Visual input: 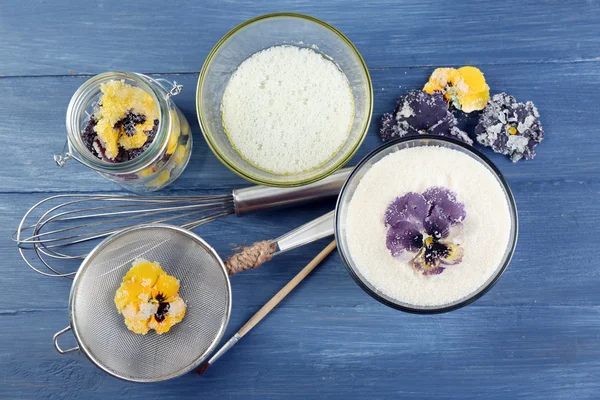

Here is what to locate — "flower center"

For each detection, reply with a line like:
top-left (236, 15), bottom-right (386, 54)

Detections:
top-left (506, 124), bottom-right (518, 135)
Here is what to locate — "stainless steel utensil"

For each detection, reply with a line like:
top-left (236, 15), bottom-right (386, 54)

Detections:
top-left (15, 168), bottom-right (350, 278)
top-left (232, 136), bottom-right (519, 314)
top-left (53, 221), bottom-right (338, 382)
top-left (53, 224), bottom-right (231, 382)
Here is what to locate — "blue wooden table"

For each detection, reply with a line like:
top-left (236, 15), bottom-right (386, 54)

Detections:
top-left (2, 1), bottom-right (599, 398)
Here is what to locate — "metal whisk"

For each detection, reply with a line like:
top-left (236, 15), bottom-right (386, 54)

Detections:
top-left (14, 169), bottom-right (350, 278)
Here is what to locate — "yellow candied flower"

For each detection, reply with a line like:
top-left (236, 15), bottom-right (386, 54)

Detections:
top-left (137, 166), bottom-right (155, 178)
top-left (94, 118), bottom-right (120, 159)
top-left (181, 117), bottom-right (191, 136)
top-left (93, 80), bottom-right (159, 158)
top-left (114, 278), bottom-right (151, 312)
top-left (172, 144), bottom-right (188, 164)
top-left (166, 110), bottom-right (181, 155)
top-left (423, 68), bottom-right (459, 94)
top-left (152, 274), bottom-right (180, 300)
top-left (114, 259), bottom-right (186, 335)
top-left (147, 170), bottom-right (170, 187)
top-left (118, 129), bottom-right (148, 150)
top-left (122, 259), bottom-right (164, 287)
top-left (166, 132), bottom-right (179, 155)
top-left (99, 80), bottom-right (159, 127)
top-left (423, 66), bottom-right (489, 113)
top-left (148, 297), bottom-right (187, 335)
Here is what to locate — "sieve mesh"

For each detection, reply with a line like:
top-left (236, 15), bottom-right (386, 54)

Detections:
top-left (69, 224), bottom-right (231, 382)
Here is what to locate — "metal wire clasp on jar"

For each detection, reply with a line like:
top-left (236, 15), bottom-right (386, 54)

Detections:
top-left (57, 71), bottom-right (192, 192)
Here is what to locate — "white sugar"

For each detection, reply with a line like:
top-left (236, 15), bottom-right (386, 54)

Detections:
top-left (221, 45), bottom-right (354, 174)
top-left (345, 146), bottom-right (512, 307)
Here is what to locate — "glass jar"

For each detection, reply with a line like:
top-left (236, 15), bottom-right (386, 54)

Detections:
top-left (57, 71), bottom-right (192, 192)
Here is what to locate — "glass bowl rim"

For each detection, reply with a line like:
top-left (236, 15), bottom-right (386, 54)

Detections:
top-left (334, 135), bottom-right (519, 314)
top-left (196, 12), bottom-right (374, 187)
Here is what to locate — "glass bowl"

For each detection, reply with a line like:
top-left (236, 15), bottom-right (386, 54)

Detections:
top-left (196, 13), bottom-right (373, 187)
top-left (335, 136), bottom-right (519, 313)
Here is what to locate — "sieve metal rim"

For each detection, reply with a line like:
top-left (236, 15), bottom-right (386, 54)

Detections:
top-left (334, 135), bottom-right (519, 314)
top-left (65, 223), bottom-right (232, 382)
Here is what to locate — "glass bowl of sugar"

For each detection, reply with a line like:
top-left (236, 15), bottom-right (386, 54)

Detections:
top-left (197, 13), bottom-right (373, 187)
top-left (335, 136), bottom-right (518, 313)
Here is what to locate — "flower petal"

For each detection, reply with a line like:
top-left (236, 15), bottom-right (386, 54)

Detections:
top-left (423, 187), bottom-right (466, 225)
top-left (424, 206), bottom-right (451, 239)
top-left (410, 246), bottom-right (444, 275)
top-left (438, 241), bottom-right (464, 265)
top-left (475, 92), bottom-right (544, 162)
top-left (384, 192), bottom-right (429, 231)
top-left (386, 221), bottom-right (424, 256)
top-left (152, 274), bottom-right (180, 300)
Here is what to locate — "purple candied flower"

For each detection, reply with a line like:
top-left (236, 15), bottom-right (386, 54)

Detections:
top-left (423, 187), bottom-right (466, 226)
top-left (475, 92), bottom-right (544, 162)
top-left (384, 192), bottom-right (428, 231)
top-left (384, 187), bottom-right (466, 276)
top-left (411, 239), bottom-right (464, 275)
top-left (380, 90), bottom-right (473, 145)
top-left (386, 220), bottom-right (424, 256)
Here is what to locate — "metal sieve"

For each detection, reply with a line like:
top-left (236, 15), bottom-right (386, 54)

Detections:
top-left (53, 224), bottom-right (231, 382)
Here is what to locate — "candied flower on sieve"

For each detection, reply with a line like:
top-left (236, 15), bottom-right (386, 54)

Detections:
top-left (384, 187), bottom-right (466, 275)
top-left (380, 90), bottom-right (473, 145)
top-left (475, 92), bottom-right (544, 162)
top-left (114, 259), bottom-right (186, 335)
top-left (423, 66), bottom-right (489, 113)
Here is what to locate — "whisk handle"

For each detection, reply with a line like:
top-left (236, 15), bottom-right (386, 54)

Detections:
top-left (232, 168), bottom-right (351, 215)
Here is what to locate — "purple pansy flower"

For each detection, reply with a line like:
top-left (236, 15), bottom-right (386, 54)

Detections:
top-left (475, 93), bottom-right (544, 162)
top-left (380, 90), bottom-right (473, 145)
top-left (384, 187), bottom-right (466, 275)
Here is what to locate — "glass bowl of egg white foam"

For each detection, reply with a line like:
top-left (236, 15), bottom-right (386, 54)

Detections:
top-left (197, 13), bottom-right (373, 187)
top-left (335, 136), bottom-right (518, 313)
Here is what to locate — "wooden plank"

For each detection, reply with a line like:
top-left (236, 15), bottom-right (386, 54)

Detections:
top-left (2, 1), bottom-right (600, 398)
top-left (3, 174), bottom-right (599, 321)
top-left (4, 171), bottom-right (600, 309)
top-left (2, 306), bottom-right (599, 399)
top-left (0, 0), bottom-right (599, 77)
top-left (0, 62), bottom-right (599, 193)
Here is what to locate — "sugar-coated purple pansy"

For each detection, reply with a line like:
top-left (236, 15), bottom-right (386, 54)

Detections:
top-left (380, 90), bottom-right (473, 145)
top-left (384, 192), bottom-right (428, 231)
top-left (423, 187), bottom-right (466, 226)
top-left (412, 239), bottom-right (464, 275)
top-left (384, 187), bottom-right (466, 275)
top-left (475, 93), bottom-right (544, 162)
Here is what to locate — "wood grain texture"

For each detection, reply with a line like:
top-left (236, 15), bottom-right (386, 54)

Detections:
top-left (1, 0), bottom-right (599, 399)
top-left (1, 62), bottom-right (599, 192)
top-left (0, 0), bottom-right (599, 76)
